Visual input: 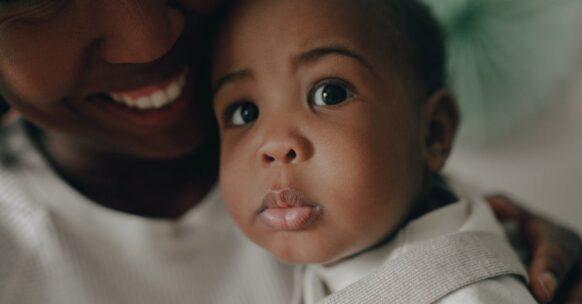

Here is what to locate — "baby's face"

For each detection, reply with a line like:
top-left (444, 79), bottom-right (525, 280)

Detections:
top-left (213, 0), bottom-right (437, 264)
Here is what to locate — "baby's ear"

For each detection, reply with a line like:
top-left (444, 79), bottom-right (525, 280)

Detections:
top-left (421, 90), bottom-right (459, 172)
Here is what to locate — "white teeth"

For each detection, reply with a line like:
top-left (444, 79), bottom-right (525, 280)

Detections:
top-left (151, 91), bottom-right (167, 108)
top-left (166, 83), bottom-right (181, 101)
top-left (136, 97), bottom-right (150, 110)
top-left (106, 68), bottom-right (188, 110)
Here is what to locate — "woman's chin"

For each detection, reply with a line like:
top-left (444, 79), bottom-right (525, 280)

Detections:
top-left (117, 133), bottom-right (208, 161)
top-left (132, 145), bottom-right (197, 160)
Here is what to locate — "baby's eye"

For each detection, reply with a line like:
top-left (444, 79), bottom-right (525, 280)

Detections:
top-left (309, 80), bottom-right (354, 106)
top-left (228, 102), bottom-right (259, 126)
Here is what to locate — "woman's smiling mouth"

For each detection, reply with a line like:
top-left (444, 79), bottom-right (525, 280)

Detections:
top-left (107, 68), bottom-right (188, 110)
top-left (87, 67), bottom-right (198, 127)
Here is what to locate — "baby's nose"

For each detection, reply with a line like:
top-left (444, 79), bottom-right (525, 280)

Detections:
top-left (261, 144), bottom-right (298, 165)
top-left (258, 135), bottom-right (312, 166)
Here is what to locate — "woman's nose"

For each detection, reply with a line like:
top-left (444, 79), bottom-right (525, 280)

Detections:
top-left (259, 134), bottom-right (313, 166)
top-left (96, 0), bottom-right (185, 64)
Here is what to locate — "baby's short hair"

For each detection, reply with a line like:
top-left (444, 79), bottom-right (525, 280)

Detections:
top-left (372, 0), bottom-right (446, 96)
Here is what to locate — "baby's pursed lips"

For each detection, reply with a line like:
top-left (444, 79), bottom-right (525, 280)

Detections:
top-left (260, 188), bottom-right (316, 211)
top-left (258, 188), bottom-right (322, 231)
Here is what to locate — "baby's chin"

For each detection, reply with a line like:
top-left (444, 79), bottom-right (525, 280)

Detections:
top-left (257, 232), bottom-right (365, 265)
top-left (272, 248), bottom-right (339, 265)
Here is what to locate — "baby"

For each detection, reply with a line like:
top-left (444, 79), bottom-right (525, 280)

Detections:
top-left (211, 0), bottom-right (536, 303)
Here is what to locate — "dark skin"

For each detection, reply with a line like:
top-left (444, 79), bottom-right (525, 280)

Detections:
top-left (0, 0), bottom-right (222, 217)
top-left (0, 0), bottom-right (579, 302)
top-left (488, 195), bottom-right (582, 304)
top-left (31, 125), bottom-right (219, 218)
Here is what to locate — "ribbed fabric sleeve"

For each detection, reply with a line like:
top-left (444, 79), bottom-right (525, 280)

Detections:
top-left (0, 121), bottom-right (295, 304)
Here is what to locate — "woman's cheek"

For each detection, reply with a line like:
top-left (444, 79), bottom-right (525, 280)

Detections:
top-left (0, 36), bottom-right (81, 104)
top-left (0, 5), bottom-right (89, 103)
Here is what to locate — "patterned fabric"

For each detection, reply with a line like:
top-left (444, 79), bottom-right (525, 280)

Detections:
top-left (321, 232), bottom-right (526, 304)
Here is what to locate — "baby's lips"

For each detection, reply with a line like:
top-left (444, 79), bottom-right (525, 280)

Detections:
top-left (258, 188), bottom-right (322, 231)
top-left (260, 188), bottom-right (313, 209)
top-left (259, 205), bottom-right (321, 231)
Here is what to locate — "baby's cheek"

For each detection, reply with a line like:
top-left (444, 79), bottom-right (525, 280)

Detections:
top-left (219, 148), bottom-right (260, 230)
top-left (219, 154), bottom-right (244, 208)
top-left (314, 143), bottom-right (415, 257)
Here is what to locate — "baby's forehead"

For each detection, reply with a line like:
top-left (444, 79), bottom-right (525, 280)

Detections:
top-left (215, 0), bottom-right (399, 67)
top-left (213, 0), bottom-right (428, 89)
top-left (214, 0), bottom-right (444, 98)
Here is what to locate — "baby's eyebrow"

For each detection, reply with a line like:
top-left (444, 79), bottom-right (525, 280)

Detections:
top-left (213, 68), bottom-right (252, 95)
top-left (293, 44), bottom-right (379, 78)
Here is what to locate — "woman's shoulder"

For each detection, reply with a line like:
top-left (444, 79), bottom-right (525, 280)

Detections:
top-left (0, 186), bottom-right (49, 297)
top-left (0, 120), bottom-right (31, 170)
top-left (0, 121), bottom-right (51, 291)
top-left (0, 120), bottom-right (46, 211)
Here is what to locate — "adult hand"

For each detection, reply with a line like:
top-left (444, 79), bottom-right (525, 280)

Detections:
top-left (487, 195), bottom-right (582, 304)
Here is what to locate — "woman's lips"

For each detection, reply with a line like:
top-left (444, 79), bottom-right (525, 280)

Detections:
top-left (258, 189), bottom-right (322, 231)
top-left (107, 68), bottom-right (188, 110)
top-left (88, 67), bottom-right (194, 127)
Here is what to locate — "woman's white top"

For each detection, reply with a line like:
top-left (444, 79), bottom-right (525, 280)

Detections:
top-left (0, 122), bottom-right (294, 304)
top-left (301, 198), bottom-right (537, 303)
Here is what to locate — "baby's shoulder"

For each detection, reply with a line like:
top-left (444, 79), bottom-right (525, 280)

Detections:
top-left (437, 275), bottom-right (536, 304)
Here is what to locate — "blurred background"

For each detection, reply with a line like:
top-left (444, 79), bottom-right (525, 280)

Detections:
top-left (420, 0), bottom-right (582, 233)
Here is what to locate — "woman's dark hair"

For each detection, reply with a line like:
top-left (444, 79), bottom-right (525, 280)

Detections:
top-left (0, 96), bottom-right (9, 118)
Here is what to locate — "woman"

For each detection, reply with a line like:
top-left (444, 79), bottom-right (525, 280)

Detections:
top-left (0, 1), bottom-right (579, 303)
